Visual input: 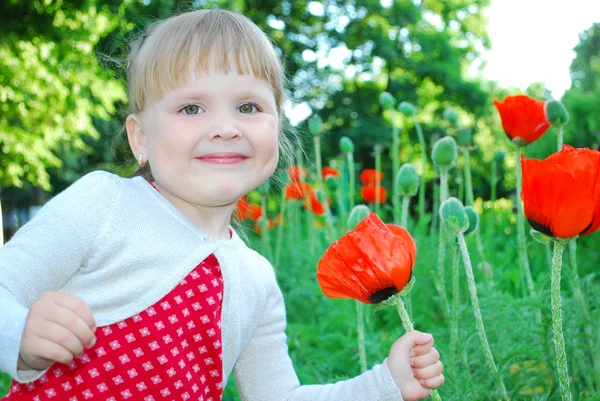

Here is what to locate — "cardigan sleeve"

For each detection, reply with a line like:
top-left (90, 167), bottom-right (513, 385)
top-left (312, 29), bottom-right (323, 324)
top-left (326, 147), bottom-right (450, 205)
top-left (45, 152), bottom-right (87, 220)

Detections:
top-left (0, 171), bottom-right (122, 382)
top-left (233, 269), bottom-right (404, 401)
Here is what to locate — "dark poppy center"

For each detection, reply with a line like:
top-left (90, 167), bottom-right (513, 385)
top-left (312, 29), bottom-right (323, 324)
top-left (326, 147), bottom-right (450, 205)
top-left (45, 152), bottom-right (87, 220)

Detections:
top-left (368, 286), bottom-right (399, 304)
top-left (527, 219), bottom-right (554, 237)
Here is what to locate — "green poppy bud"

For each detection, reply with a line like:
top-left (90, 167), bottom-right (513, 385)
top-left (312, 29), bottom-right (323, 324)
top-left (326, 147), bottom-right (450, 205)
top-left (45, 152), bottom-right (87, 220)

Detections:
top-left (395, 164), bottom-right (419, 197)
top-left (379, 92), bottom-right (396, 109)
top-left (493, 150), bottom-right (506, 162)
top-left (443, 108), bottom-right (459, 125)
top-left (545, 99), bottom-right (569, 127)
top-left (308, 115), bottom-right (323, 136)
top-left (464, 206), bottom-right (479, 237)
top-left (440, 197), bottom-right (469, 235)
top-left (431, 136), bottom-right (458, 169)
top-left (325, 175), bottom-right (339, 191)
top-left (457, 128), bottom-right (472, 147)
top-left (340, 136), bottom-right (355, 153)
top-left (398, 101), bottom-right (416, 117)
top-left (348, 205), bottom-right (371, 231)
top-left (316, 189), bottom-right (328, 204)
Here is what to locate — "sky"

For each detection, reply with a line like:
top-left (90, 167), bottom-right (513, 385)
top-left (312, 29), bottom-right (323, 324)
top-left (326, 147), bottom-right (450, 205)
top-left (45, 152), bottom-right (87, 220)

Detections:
top-left (481, 0), bottom-right (599, 98)
top-left (285, 0), bottom-right (599, 124)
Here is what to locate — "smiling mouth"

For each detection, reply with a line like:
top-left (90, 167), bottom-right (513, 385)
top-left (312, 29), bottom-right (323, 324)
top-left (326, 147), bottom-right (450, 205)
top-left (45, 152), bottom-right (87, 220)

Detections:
top-left (195, 154), bottom-right (249, 165)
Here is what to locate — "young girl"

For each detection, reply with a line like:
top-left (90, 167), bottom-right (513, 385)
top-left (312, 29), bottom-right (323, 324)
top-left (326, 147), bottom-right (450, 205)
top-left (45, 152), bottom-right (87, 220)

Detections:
top-left (0, 9), bottom-right (444, 401)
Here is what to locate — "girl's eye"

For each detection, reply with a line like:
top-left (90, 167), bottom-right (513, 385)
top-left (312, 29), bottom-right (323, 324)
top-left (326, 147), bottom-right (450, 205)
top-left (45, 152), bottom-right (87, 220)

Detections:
top-left (181, 105), bottom-right (201, 115)
top-left (238, 103), bottom-right (258, 114)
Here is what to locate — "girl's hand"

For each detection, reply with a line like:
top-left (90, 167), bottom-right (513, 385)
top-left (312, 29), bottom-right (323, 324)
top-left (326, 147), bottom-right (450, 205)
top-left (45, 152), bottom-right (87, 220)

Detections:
top-left (18, 291), bottom-right (97, 371)
top-left (387, 331), bottom-right (445, 401)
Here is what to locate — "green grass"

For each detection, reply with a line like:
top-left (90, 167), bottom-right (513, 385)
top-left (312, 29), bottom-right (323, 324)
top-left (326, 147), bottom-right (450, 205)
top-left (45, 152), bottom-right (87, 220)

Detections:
top-left (3, 199), bottom-right (600, 400)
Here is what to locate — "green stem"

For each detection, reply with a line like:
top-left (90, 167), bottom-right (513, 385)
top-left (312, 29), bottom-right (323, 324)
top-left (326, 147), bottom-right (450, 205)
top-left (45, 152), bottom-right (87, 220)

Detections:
top-left (557, 125), bottom-right (564, 151)
top-left (347, 152), bottom-right (355, 211)
top-left (375, 147), bottom-right (382, 217)
top-left (431, 181), bottom-right (439, 235)
top-left (260, 195), bottom-right (273, 261)
top-left (551, 241), bottom-right (573, 401)
top-left (401, 196), bottom-right (410, 229)
top-left (457, 232), bottom-right (508, 400)
top-left (450, 238), bottom-right (460, 375)
top-left (515, 147), bottom-right (536, 297)
top-left (356, 300), bottom-right (367, 373)
top-left (436, 169), bottom-right (450, 318)
top-left (491, 159), bottom-right (497, 202)
top-left (414, 119), bottom-right (427, 223)
top-left (393, 295), bottom-right (442, 401)
top-left (274, 186), bottom-right (287, 268)
top-left (463, 148), bottom-right (474, 206)
top-left (391, 112), bottom-right (401, 224)
top-left (313, 134), bottom-right (324, 191)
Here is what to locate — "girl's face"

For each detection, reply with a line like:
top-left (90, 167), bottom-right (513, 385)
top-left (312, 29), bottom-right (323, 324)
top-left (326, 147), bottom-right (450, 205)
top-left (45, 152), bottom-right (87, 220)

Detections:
top-left (128, 70), bottom-right (279, 214)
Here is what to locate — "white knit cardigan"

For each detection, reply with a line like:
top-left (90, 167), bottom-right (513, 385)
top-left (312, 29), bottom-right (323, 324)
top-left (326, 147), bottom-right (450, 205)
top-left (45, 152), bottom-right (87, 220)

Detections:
top-left (0, 171), bottom-right (403, 400)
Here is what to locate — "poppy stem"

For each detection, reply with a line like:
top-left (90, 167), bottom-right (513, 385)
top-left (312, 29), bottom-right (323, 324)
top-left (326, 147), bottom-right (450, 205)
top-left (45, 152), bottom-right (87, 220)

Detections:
top-left (557, 125), bottom-right (564, 151)
top-left (393, 295), bottom-right (443, 401)
top-left (463, 148), bottom-right (474, 206)
top-left (260, 195), bottom-right (273, 262)
top-left (550, 240), bottom-right (573, 401)
top-left (346, 152), bottom-right (356, 211)
top-left (515, 147), bottom-right (536, 297)
top-left (356, 300), bottom-right (367, 373)
top-left (274, 185), bottom-right (287, 269)
top-left (436, 169), bottom-right (451, 318)
top-left (457, 232), bottom-right (508, 400)
top-left (449, 238), bottom-right (460, 376)
top-left (391, 114), bottom-right (401, 225)
top-left (401, 196), bottom-right (410, 229)
top-left (490, 159), bottom-right (497, 202)
top-left (414, 118), bottom-right (427, 224)
top-left (374, 145), bottom-right (382, 217)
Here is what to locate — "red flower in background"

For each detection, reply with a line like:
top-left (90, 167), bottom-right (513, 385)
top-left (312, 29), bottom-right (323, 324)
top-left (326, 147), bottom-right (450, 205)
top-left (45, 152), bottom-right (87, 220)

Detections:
top-left (288, 166), bottom-right (307, 183)
top-left (322, 167), bottom-right (339, 180)
top-left (521, 145), bottom-right (600, 238)
top-left (317, 213), bottom-right (416, 304)
top-left (493, 95), bottom-right (550, 145)
top-left (283, 181), bottom-right (325, 216)
top-left (235, 196), bottom-right (263, 222)
top-left (361, 185), bottom-right (387, 203)
top-left (360, 169), bottom-right (384, 185)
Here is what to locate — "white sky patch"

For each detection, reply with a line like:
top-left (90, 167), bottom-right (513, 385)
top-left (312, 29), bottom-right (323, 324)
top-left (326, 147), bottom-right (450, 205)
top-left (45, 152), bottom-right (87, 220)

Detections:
top-left (480, 0), bottom-right (599, 98)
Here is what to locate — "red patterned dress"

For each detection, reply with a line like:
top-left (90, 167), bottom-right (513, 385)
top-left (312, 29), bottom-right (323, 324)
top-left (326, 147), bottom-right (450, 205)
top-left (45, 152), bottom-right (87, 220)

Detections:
top-left (3, 254), bottom-right (224, 401)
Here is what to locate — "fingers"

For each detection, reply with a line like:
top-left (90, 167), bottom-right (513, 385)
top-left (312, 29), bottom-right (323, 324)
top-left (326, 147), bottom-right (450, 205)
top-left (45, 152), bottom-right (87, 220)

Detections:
top-left (410, 348), bottom-right (440, 369)
top-left (54, 293), bottom-right (96, 331)
top-left (414, 360), bottom-right (444, 380)
top-left (411, 337), bottom-right (434, 357)
top-left (47, 300), bottom-right (96, 349)
top-left (396, 330), bottom-right (433, 351)
top-left (20, 337), bottom-right (74, 370)
top-left (419, 374), bottom-right (445, 389)
top-left (37, 321), bottom-right (85, 359)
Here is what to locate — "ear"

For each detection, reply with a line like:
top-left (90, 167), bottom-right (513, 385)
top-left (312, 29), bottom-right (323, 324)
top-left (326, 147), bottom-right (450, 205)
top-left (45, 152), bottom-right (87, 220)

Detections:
top-left (126, 114), bottom-right (147, 161)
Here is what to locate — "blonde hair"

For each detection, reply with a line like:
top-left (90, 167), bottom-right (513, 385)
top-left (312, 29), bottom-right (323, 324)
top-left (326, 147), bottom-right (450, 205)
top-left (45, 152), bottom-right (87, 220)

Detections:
top-left (127, 9), bottom-right (294, 180)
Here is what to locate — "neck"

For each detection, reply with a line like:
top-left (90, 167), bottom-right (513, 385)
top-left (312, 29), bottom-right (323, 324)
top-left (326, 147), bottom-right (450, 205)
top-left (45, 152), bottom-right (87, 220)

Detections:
top-left (153, 183), bottom-right (235, 240)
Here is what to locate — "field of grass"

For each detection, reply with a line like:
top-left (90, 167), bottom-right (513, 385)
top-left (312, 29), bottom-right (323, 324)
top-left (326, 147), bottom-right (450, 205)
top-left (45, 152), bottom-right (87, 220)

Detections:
top-left (2, 198), bottom-right (599, 400)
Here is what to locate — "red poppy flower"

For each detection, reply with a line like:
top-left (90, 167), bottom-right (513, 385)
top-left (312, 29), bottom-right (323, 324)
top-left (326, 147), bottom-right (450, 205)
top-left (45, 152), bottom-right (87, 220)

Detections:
top-left (317, 213), bottom-right (416, 304)
top-left (360, 169), bottom-right (384, 185)
top-left (308, 191), bottom-right (325, 216)
top-left (288, 166), bottom-right (307, 184)
top-left (361, 185), bottom-right (387, 203)
top-left (235, 196), bottom-right (250, 220)
top-left (521, 145), bottom-right (600, 238)
top-left (493, 95), bottom-right (550, 145)
top-left (322, 167), bottom-right (339, 180)
top-left (284, 182), bottom-right (310, 201)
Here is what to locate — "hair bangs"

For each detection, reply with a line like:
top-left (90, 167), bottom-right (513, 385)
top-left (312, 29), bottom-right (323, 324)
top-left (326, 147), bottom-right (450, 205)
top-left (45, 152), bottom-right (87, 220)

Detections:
top-left (129, 10), bottom-right (284, 114)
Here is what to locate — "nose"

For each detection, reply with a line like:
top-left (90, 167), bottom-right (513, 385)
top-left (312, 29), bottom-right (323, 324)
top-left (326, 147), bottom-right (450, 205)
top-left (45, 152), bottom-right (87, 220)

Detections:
top-left (207, 110), bottom-right (242, 140)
